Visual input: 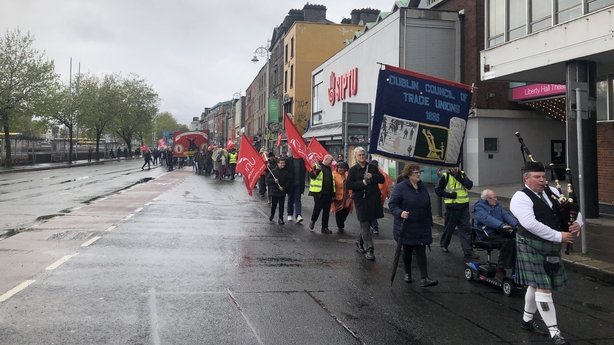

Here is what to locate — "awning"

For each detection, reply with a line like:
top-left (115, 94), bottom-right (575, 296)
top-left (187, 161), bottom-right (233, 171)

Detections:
top-left (302, 122), bottom-right (343, 140)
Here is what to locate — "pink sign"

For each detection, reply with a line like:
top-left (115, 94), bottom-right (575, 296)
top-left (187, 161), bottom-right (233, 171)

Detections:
top-left (511, 84), bottom-right (566, 101)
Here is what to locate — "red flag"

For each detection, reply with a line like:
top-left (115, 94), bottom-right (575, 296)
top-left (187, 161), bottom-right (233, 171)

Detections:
top-left (236, 134), bottom-right (266, 196)
top-left (307, 137), bottom-right (329, 168)
top-left (275, 132), bottom-right (283, 147)
top-left (284, 113), bottom-right (312, 172)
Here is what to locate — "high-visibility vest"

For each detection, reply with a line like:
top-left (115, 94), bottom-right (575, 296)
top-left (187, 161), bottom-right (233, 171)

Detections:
top-left (443, 172), bottom-right (469, 204)
top-left (309, 169), bottom-right (336, 193)
top-left (228, 152), bottom-right (237, 164)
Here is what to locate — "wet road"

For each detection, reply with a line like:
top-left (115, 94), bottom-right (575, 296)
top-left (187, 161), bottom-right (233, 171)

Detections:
top-left (0, 167), bottom-right (613, 344)
top-left (0, 160), bottom-right (167, 235)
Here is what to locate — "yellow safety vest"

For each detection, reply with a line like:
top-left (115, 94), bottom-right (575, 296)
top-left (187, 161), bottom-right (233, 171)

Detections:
top-left (309, 169), bottom-right (336, 193)
top-left (228, 152), bottom-right (237, 164)
top-left (443, 172), bottom-right (469, 204)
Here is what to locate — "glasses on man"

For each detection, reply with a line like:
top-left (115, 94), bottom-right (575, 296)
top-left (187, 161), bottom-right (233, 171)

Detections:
top-left (412, 171), bottom-right (422, 175)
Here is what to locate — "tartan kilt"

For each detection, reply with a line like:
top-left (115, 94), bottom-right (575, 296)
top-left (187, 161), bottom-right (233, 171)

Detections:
top-left (515, 234), bottom-right (568, 291)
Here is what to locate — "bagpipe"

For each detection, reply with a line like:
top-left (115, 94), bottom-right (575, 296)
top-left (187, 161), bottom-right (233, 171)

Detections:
top-left (516, 132), bottom-right (579, 254)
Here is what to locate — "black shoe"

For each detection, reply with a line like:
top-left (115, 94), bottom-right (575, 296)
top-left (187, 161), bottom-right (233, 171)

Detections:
top-left (337, 227), bottom-right (344, 234)
top-left (269, 215), bottom-right (273, 221)
top-left (440, 246), bottom-right (449, 253)
top-left (321, 227), bottom-right (332, 234)
top-left (520, 319), bottom-right (548, 336)
top-left (551, 332), bottom-right (570, 345)
top-left (365, 251), bottom-right (375, 260)
top-left (420, 277), bottom-right (438, 287)
top-left (309, 221), bottom-right (315, 230)
top-left (464, 252), bottom-right (480, 259)
top-left (404, 274), bottom-right (412, 283)
top-left (355, 241), bottom-right (366, 253)
top-left (371, 227), bottom-right (379, 235)
top-left (278, 218), bottom-right (284, 225)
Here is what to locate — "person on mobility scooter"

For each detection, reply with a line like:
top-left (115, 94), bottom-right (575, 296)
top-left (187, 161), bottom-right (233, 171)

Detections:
top-left (464, 189), bottom-right (522, 296)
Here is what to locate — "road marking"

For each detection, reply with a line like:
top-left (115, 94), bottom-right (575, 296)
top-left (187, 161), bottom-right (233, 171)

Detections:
top-left (134, 207), bottom-right (143, 213)
top-left (144, 202), bottom-right (152, 206)
top-left (123, 214), bottom-right (133, 220)
top-left (105, 225), bottom-right (117, 232)
top-left (148, 288), bottom-right (161, 345)
top-left (0, 280), bottom-right (36, 302)
top-left (81, 236), bottom-right (101, 247)
top-left (45, 255), bottom-right (74, 270)
top-left (98, 197), bottom-right (108, 201)
top-left (73, 206), bottom-right (82, 211)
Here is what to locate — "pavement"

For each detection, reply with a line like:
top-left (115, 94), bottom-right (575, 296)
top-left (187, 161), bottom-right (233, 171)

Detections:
top-left (2, 159), bottom-right (614, 284)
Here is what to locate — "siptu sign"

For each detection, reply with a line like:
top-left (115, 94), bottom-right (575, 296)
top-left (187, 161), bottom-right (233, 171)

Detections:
top-left (328, 67), bottom-right (358, 106)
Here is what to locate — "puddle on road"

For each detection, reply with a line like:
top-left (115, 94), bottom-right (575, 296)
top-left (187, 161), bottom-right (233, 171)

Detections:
top-left (83, 177), bottom-right (154, 204)
top-left (36, 214), bottom-right (65, 221)
top-left (571, 300), bottom-right (614, 314)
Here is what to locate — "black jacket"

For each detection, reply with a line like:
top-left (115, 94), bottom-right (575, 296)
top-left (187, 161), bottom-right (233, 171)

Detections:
top-left (346, 163), bottom-right (385, 222)
top-left (285, 156), bottom-right (306, 194)
top-left (266, 166), bottom-right (292, 197)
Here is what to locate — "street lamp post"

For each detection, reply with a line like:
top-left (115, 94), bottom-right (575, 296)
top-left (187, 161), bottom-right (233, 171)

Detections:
top-left (252, 42), bottom-right (270, 151)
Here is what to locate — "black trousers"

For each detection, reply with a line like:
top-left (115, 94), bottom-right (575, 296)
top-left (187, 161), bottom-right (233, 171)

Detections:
top-left (270, 195), bottom-right (286, 219)
top-left (402, 244), bottom-right (428, 279)
top-left (335, 208), bottom-right (350, 229)
top-left (311, 194), bottom-right (333, 228)
top-left (485, 232), bottom-right (516, 270)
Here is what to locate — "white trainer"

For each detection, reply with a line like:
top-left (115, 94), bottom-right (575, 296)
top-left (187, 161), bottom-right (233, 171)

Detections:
top-left (296, 215), bottom-right (304, 223)
top-left (287, 216), bottom-right (293, 221)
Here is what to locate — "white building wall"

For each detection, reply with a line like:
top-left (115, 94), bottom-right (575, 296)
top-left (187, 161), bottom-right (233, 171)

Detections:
top-left (466, 110), bottom-right (566, 186)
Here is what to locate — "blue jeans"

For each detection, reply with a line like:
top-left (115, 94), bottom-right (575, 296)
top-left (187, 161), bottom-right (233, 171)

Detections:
top-left (370, 219), bottom-right (379, 229)
top-left (287, 184), bottom-right (302, 218)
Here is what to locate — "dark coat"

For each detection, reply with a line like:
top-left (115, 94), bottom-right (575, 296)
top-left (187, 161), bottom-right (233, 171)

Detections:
top-left (388, 178), bottom-right (433, 245)
top-left (266, 166), bottom-right (292, 197)
top-left (285, 156), bottom-right (306, 194)
top-left (345, 162), bottom-right (384, 222)
top-left (472, 198), bottom-right (518, 240)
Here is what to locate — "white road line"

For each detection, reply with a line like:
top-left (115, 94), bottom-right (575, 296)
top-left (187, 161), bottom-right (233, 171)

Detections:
top-left (123, 214), bottom-right (134, 220)
top-left (0, 280), bottom-right (36, 302)
top-left (148, 288), bottom-right (161, 345)
top-left (73, 206), bottom-right (82, 210)
top-left (105, 225), bottom-right (117, 232)
top-left (81, 236), bottom-right (101, 247)
top-left (144, 202), bottom-right (152, 206)
top-left (134, 207), bottom-right (143, 213)
top-left (45, 255), bottom-right (74, 270)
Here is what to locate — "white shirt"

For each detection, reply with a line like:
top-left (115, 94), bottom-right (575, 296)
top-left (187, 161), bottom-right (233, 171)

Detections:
top-left (510, 185), bottom-right (584, 243)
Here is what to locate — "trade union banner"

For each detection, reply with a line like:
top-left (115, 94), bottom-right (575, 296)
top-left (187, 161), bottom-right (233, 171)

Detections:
top-left (369, 65), bottom-right (473, 167)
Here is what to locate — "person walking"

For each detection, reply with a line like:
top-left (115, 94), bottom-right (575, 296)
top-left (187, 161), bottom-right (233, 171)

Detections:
top-left (388, 163), bottom-right (438, 287)
top-left (87, 146), bottom-right (93, 162)
top-left (308, 154), bottom-right (335, 234)
top-left (285, 150), bottom-right (306, 223)
top-left (345, 147), bottom-right (384, 260)
top-left (228, 148), bottom-right (238, 180)
top-left (510, 161), bottom-right (582, 345)
top-left (368, 159), bottom-right (391, 235)
top-left (116, 147), bottom-right (121, 161)
top-left (331, 162), bottom-right (352, 233)
top-left (266, 159), bottom-right (291, 225)
top-left (141, 148), bottom-right (152, 170)
top-left (435, 165), bottom-right (478, 259)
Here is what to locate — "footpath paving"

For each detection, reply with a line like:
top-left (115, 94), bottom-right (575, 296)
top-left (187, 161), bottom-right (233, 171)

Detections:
top-left (2, 160), bottom-right (613, 284)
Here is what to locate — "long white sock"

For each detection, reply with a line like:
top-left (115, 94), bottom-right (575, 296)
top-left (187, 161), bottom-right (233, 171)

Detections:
top-left (523, 286), bottom-right (537, 322)
top-left (535, 291), bottom-right (559, 338)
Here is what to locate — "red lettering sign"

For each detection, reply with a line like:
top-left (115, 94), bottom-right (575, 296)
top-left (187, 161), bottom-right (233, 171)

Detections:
top-left (328, 68), bottom-right (358, 106)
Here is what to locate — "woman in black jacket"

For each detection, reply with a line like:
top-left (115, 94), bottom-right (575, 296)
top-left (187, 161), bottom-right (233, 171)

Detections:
top-left (266, 159), bottom-right (292, 224)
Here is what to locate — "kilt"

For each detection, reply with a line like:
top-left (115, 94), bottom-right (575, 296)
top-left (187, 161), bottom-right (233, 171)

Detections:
top-left (515, 234), bottom-right (567, 291)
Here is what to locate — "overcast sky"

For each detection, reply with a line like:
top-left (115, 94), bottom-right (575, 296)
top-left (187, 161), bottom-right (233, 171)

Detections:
top-left (2, 0), bottom-right (398, 125)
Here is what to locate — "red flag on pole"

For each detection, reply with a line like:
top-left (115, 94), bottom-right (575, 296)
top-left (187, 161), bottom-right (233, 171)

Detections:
top-left (284, 113), bottom-right (312, 172)
top-left (236, 134), bottom-right (266, 196)
top-left (275, 132), bottom-right (283, 147)
top-left (307, 137), bottom-right (329, 168)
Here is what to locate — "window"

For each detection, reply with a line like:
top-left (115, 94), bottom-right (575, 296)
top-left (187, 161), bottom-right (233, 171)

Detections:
top-left (587, 0), bottom-right (614, 12)
top-left (487, 0), bottom-right (505, 47)
top-left (312, 72), bottom-right (323, 125)
top-left (530, 0), bottom-right (552, 32)
top-left (484, 138), bottom-right (498, 152)
top-left (290, 65), bottom-right (294, 89)
top-left (290, 37), bottom-right (294, 58)
top-left (284, 70), bottom-right (288, 92)
top-left (508, 0), bottom-right (527, 40)
top-left (284, 44), bottom-right (288, 64)
top-left (556, 0), bottom-right (582, 23)
top-left (596, 74), bottom-right (614, 121)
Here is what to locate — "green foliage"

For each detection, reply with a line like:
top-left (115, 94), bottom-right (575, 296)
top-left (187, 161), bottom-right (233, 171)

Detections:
top-left (0, 28), bottom-right (58, 166)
